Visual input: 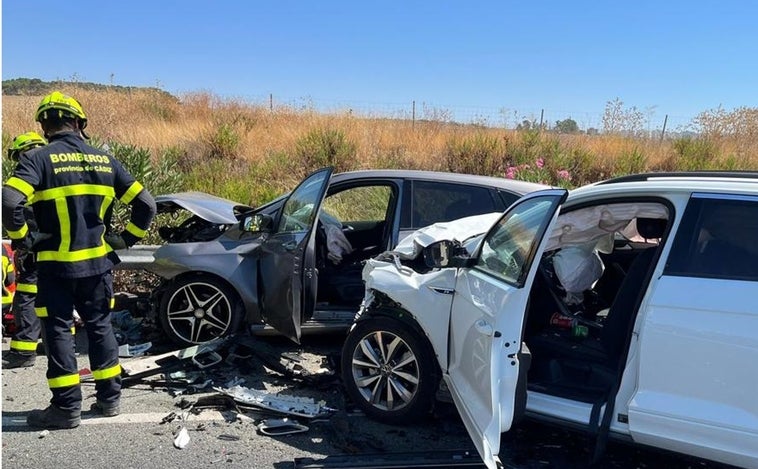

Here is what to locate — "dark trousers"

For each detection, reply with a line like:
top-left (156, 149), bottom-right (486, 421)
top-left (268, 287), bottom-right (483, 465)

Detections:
top-left (36, 271), bottom-right (121, 411)
top-left (10, 250), bottom-right (41, 355)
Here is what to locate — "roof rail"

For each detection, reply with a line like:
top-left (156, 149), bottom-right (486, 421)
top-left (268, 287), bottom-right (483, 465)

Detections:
top-left (597, 171), bottom-right (758, 185)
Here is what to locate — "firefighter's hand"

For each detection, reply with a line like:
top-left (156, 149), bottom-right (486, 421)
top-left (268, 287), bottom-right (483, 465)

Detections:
top-left (10, 237), bottom-right (31, 251)
top-left (105, 234), bottom-right (128, 250)
top-left (14, 248), bottom-right (35, 274)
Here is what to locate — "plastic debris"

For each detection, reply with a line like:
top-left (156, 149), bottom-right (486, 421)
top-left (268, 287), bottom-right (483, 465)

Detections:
top-left (118, 341), bottom-right (152, 358)
top-left (256, 417), bottom-right (309, 436)
top-left (38, 430), bottom-right (50, 438)
top-left (224, 376), bottom-right (245, 388)
top-left (214, 385), bottom-right (335, 418)
top-left (173, 427), bottom-right (190, 449)
top-left (111, 309), bottom-right (143, 345)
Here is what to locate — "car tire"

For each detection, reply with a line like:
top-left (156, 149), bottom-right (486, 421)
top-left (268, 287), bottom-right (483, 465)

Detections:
top-left (159, 275), bottom-right (242, 346)
top-left (341, 315), bottom-right (439, 424)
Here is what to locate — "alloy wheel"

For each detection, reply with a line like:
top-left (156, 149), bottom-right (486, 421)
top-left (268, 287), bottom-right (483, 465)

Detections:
top-left (164, 281), bottom-right (233, 344)
top-left (349, 329), bottom-right (421, 411)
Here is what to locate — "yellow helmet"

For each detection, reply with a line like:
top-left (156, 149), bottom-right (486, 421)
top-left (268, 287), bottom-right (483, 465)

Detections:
top-left (7, 131), bottom-right (47, 160)
top-left (34, 91), bottom-right (88, 128)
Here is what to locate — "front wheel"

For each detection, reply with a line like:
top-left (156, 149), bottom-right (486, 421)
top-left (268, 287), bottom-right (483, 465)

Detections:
top-left (341, 316), bottom-right (439, 424)
top-left (159, 275), bottom-right (242, 346)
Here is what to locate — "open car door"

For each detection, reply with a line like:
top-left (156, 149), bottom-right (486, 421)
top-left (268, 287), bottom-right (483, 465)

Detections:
top-left (446, 190), bottom-right (567, 469)
top-left (259, 167), bottom-right (333, 343)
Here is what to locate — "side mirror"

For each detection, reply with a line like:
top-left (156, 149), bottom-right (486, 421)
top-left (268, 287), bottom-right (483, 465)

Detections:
top-left (423, 239), bottom-right (469, 268)
top-left (241, 213), bottom-right (273, 233)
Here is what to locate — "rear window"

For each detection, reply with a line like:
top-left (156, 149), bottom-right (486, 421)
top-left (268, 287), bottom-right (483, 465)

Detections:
top-left (665, 195), bottom-right (758, 282)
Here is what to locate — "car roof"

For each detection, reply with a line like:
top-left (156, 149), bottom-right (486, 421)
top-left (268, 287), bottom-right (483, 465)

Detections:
top-left (570, 173), bottom-right (758, 200)
top-left (594, 171), bottom-right (758, 185)
top-left (331, 169), bottom-right (551, 195)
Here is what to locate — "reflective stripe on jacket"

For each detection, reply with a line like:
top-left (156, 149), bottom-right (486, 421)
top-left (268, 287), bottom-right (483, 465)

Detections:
top-left (2, 243), bottom-right (15, 305)
top-left (3, 132), bottom-right (152, 278)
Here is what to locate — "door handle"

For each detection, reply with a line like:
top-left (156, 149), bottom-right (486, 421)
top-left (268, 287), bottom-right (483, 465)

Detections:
top-left (474, 319), bottom-right (494, 336)
top-left (283, 241), bottom-right (297, 251)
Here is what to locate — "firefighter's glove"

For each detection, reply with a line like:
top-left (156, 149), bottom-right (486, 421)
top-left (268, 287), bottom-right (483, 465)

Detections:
top-left (10, 237), bottom-right (31, 252)
top-left (105, 234), bottom-right (128, 250)
top-left (14, 248), bottom-right (35, 274)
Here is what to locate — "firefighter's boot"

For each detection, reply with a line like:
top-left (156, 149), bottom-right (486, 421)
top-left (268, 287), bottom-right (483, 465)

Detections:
top-left (27, 404), bottom-right (81, 429)
top-left (2, 351), bottom-right (36, 369)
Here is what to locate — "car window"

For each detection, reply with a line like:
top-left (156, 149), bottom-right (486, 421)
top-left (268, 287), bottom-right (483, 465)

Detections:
top-left (665, 195), bottom-right (758, 281)
top-left (402, 181), bottom-right (498, 229)
top-left (497, 189), bottom-right (521, 208)
top-left (476, 195), bottom-right (558, 285)
top-left (277, 169), bottom-right (331, 233)
top-left (322, 185), bottom-right (392, 223)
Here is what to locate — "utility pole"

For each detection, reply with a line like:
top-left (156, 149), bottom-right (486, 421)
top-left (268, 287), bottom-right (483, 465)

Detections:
top-left (412, 100), bottom-right (416, 129)
top-left (539, 109), bottom-right (544, 131)
top-left (269, 94), bottom-right (273, 112)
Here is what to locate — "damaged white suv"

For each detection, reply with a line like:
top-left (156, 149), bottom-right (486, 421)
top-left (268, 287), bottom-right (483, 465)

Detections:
top-left (340, 172), bottom-right (758, 469)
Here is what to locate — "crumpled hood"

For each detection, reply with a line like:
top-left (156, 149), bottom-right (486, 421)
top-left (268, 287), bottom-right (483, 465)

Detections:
top-left (391, 212), bottom-right (502, 259)
top-left (155, 191), bottom-right (253, 224)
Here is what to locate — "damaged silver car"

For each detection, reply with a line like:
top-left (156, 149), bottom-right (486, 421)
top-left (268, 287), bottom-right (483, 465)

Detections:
top-left (138, 167), bottom-right (547, 345)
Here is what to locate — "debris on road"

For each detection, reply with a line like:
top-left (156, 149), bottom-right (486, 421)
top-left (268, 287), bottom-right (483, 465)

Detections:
top-left (118, 341), bottom-right (152, 358)
top-left (214, 384), bottom-right (335, 418)
top-left (173, 426), bottom-right (190, 449)
top-left (291, 449), bottom-right (487, 468)
top-left (120, 337), bottom-right (228, 380)
top-left (256, 417), bottom-right (309, 436)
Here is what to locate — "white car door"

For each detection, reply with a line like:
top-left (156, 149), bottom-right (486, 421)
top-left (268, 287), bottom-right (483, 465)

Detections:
top-left (446, 190), bottom-right (567, 469)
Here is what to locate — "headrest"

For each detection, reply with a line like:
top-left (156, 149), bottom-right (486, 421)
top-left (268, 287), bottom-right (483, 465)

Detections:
top-left (636, 218), bottom-right (667, 239)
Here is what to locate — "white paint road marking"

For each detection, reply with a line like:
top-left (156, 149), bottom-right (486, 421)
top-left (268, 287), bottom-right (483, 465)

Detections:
top-left (2, 410), bottom-right (231, 427)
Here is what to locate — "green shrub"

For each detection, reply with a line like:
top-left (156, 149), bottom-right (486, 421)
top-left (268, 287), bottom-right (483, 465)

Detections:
top-left (716, 154), bottom-right (740, 170)
top-left (208, 122), bottom-right (241, 159)
top-left (672, 137), bottom-right (717, 170)
top-left (444, 133), bottom-right (503, 175)
top-left (106, 141), bottom-right (185, 243)
top-left (613, 147), bottom-right (647, 177)
top-left (294, 128), bottom-right (357, 176)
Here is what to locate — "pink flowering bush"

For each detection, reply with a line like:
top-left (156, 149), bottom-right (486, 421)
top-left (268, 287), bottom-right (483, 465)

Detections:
top-left (504, 157), bottom-right (573, 188)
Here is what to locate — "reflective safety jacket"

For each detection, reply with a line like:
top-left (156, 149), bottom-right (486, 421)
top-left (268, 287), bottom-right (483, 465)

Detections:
top-left (3, 132), bottom-right (155, 278)
top-left (2, 242), bottom-right (14, 307)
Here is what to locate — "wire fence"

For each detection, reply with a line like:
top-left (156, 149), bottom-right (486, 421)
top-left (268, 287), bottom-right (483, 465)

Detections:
top-left (238, 93), bottom-right (698, 137)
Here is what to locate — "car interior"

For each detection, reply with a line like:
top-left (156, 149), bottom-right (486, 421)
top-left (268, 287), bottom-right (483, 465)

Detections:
top-left (315, 185), bottom-right (396, 309)
top-left (522, 202), bottom-right (670, 403)
top-left (314, 182), bottom-right (504, 311)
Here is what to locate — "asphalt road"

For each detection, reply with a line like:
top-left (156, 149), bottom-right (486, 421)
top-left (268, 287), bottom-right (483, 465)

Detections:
top-left (1, 333), bottom-right (737, 469)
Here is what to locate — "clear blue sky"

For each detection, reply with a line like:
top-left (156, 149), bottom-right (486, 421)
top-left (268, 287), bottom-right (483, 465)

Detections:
top-left (3, 0), bottom-right (757, 129)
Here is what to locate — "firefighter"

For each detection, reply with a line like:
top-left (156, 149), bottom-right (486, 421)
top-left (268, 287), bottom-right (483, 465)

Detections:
top-left (2, 242), bottom-right (14, 313)
top-left (1, 91), bottom-right (157, 429)
top-left (2, 132), bottom-right (47, 369)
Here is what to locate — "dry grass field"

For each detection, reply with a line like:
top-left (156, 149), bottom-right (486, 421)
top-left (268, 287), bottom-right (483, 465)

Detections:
top-left (3, 86), bottom-right (757, 207)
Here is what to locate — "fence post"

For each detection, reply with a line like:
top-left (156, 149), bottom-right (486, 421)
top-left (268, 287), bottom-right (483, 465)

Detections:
top-left (660, 114), bottom-right (668, 141)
